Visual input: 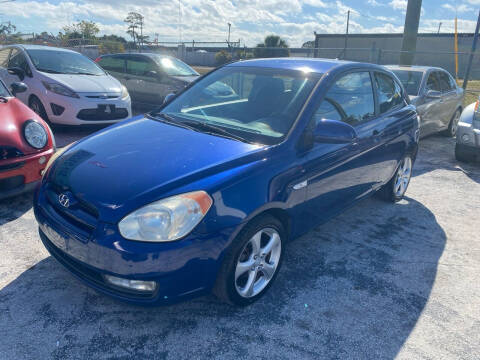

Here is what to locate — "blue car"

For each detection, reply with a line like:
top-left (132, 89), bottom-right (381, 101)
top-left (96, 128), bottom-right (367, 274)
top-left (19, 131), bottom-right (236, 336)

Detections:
top-left (34, 58), bottom-right (419, 306)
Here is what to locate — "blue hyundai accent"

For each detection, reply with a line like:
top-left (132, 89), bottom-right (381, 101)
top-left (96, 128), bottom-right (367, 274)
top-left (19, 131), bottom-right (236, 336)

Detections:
top-left (34, 58), bottom-right (419, 306)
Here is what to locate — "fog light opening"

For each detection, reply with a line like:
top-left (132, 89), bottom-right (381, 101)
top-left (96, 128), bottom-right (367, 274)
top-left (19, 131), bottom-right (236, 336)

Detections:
top-left (103, 275), bottom-right (157, 292)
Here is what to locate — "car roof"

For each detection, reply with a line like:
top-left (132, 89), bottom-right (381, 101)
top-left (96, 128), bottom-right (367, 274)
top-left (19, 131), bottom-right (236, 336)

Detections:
top-left (102, 52), bottom-right (173, 59)
top-left (385, 65), bottom-right (443, 72)
top-left (226, 57), bottom-right (383, 74)
top-left (8, 44), bottom-right (78, 54)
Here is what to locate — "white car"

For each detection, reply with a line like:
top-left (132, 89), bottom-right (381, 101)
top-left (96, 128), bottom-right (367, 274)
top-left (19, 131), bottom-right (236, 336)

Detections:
top-left (0, 45), bottom-right (131, 125)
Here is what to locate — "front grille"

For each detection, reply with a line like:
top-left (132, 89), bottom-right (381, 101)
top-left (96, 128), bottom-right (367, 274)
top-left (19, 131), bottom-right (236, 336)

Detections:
top-left (85, 95), bottom-right (119, 99)
top-left (45, 186), bottom-right (99, 237)
top-left (77, 107), bottom-right (128, 121)
top-left (0, 146), bottom-right (24, 161)
top-left (0, 175), bottom-right (24, 192)
top-left (40, 230), bottom-right (156, 300)
top-left (0, 161), bottom-right (25, 172)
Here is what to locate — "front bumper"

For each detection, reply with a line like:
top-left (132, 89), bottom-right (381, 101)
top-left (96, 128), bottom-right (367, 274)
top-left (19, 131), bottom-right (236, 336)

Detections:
top-left (41, 91), bottom-right (132, 126)
top-left (0, 148), bottom-right (54, 200)
top-left (34, 186), bottom-right (234, 305)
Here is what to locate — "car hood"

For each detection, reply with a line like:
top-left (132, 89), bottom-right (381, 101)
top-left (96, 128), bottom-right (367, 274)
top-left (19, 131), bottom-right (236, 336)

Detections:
top-left (48, 117), bottom-right (264, 220)
top-left (41, 73), bottom-right (122, 94)
top-left (171, 75), bottom-right (199, 83)
top-left (0, 98), bottom-right (52, 155)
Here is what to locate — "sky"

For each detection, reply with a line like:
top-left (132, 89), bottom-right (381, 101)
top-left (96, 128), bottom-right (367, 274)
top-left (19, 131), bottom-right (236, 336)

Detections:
top-left (1, 0), bottom-right (480, 47)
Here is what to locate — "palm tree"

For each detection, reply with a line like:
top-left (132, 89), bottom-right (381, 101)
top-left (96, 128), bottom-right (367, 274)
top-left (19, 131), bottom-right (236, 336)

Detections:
top-left (254, 35), bottom-right (290, 58)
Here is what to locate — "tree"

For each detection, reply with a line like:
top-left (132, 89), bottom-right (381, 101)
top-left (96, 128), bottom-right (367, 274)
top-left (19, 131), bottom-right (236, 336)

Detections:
top-left (253, 35), bottom-right (289, 58)
top-left (215, 50), bottom-right (232, 65)
top-left (124, 12), bottom-right (145, 48)
top-left (63, 20), bottom-right (99, 39)
top-left (0, 21), bottom-right (16, 36)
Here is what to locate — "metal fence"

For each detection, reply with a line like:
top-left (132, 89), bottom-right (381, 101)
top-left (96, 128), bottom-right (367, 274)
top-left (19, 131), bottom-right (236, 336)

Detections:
top-left (2, 36), bottom-right (480, 82)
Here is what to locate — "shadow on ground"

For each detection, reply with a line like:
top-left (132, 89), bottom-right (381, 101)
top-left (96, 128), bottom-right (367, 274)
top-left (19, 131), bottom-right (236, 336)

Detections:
top-left (0, 196), bottom-right (445, 359)
top-left (0, 192), bottom-right (33, 226)
top-left (414, 135), bottom-right (480, 183)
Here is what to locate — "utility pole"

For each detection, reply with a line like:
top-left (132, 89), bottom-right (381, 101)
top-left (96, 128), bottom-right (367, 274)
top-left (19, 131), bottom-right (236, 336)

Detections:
top-left (437, 22), bottom-right (442, 34)
top-left (400, 0), bottom-right (423, 65)
top-left (227, 22), bottom-right (231, 47)
top-left (462, 10), bottom-right (480, 89)
top-left (344, 10), bottom-right (350, 59)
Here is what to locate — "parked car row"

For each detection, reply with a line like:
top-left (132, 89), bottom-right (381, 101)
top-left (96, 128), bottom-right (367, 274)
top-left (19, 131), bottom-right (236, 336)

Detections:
top-left (0, 45), bottom-right (477, 307)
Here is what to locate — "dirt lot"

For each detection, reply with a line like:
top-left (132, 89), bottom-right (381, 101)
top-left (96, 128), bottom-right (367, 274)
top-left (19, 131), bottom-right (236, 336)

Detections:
top-left (0, 128), bottom-right (479, 359)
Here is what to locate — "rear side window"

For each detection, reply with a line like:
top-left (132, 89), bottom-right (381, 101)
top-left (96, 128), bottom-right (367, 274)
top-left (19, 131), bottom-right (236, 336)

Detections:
top-left (374, 72), bottom-right (404, 114)
top-left (437, 71), bottom-right (455, 92)
top-left (8, 49), bottom-right (31, 76)
top-left (126, 57), bottom-right (156, 76)
top-left (98, 56), bottom-right (125, 73)
top-left (0, 48), bottom-right (10, 68)
top-left (314, 71), bottom-right (375, 126)
top-left (426, 72), bottom-right (441, 92)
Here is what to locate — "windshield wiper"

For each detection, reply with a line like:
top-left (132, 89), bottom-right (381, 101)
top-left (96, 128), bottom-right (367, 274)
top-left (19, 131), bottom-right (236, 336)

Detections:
top-left (74, 72), bottom-right (101, 76)
top-left (149, 113), bottom-right (252, 143)
top-left (37, 68), bottom-right (63, 74)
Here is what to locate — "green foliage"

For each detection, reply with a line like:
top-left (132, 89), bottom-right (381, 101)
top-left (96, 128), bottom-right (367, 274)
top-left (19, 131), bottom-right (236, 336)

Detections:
top-left (124, 12), bottom-right (145, 47)
top-left (63, 20), bottom-right (99, 39)
top-left (0, 21), bottom-right (16, 35)
top-left (254, 35), bottom-right (289, 58)
top-left (215, 50), bottom-right (232, 65)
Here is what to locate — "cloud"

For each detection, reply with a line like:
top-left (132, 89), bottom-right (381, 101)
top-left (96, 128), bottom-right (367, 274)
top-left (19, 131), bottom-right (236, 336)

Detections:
top-left (389, 0), bottom-right (407, 11)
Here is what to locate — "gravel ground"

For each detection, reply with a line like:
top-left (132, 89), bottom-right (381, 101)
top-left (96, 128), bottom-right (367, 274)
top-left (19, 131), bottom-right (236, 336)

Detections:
top-left (0, 131), bottom-right (479, 360)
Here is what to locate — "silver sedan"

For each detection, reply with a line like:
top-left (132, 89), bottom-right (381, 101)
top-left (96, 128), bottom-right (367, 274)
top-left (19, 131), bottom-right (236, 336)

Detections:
top-left (387, 65), bottom-right (464, 138)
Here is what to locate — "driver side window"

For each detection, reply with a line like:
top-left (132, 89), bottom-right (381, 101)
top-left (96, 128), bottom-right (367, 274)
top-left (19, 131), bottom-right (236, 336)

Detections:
top-left (8, 50), bottom-right (31, 76)
top-left (313, 71), bottom-right (375, 127)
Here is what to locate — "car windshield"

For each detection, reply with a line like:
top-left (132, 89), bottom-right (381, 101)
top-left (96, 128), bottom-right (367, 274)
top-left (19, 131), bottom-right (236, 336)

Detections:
top-left (27, 49), bottom-right (105, 76)
top-left (391, 70), bottom-right (424, 96)
top-left (152, 55), bottom-right (199, 77)
top-left (0, 80), bottom-right (10, 97)
top-left (151, 66), bottom-right (321, 145)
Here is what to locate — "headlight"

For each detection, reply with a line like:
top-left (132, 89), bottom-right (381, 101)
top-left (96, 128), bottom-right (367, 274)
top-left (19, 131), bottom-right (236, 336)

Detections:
top-left (42, 81), bottom-right (79, 98)
top-left (24, 120), bottom-right (47, 149)
top-left (119, 191), bottom-right (213, 242)
top-left (121, 85), bottom-right (129, 99)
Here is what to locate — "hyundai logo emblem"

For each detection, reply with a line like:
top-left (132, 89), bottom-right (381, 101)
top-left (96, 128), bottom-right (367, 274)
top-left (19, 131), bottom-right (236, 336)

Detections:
top-left (100, 94), bottom-right (108, 99)
top-left (58, 193), bottom-right (70, 208)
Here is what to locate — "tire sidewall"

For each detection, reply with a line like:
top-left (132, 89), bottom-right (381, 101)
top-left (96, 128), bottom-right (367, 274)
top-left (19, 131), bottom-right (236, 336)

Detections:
top-left (222, 215), bottom-right (286, 306)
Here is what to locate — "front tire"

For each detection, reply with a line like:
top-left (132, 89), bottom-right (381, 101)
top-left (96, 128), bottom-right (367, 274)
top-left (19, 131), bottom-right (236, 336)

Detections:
top-left (455, 143), bottom-right (476, 163)
top-left (378, 155), bottom-right (413, 202)
top-left (29, 96), bottom-right (49, 123)
top-left (213, 215), bottom-right (285, 306)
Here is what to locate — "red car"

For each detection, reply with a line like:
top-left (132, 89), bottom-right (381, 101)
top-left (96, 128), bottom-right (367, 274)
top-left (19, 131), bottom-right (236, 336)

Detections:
top-left (0, 80), bottom-right (54, 200)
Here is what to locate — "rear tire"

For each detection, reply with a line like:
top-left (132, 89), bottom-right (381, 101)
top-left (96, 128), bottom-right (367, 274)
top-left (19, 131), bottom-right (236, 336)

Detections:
top-left (29, 96), bottom-right (50, 123)
top-left (443, 109), bottom-right (461, 137)
top-left (213, 214), bottom-right (285, 306)
top-left (455, 143), bottom-right (475, 163)
top-left (377, 155), bottom-right (413, 203)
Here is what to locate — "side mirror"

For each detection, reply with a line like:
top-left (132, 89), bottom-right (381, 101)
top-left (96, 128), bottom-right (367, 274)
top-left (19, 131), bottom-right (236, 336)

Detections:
top-left (10, 82), bottom-right (28, 96)
top-left (8, 67), bottom-right (25, 81)
top-left (314, 119), bottom-right (357, 144)
top-left (164, 93), bottom-right (176, 104)
top-left (426, 90), bottom-right (442, 99)
top-left (147, 70), bottom-right (161, 79)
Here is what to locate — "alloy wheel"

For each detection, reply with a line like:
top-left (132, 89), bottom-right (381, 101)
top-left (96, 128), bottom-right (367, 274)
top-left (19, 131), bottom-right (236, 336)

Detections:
top-left (451, 111), bottom-right (461, 137)
top-left (235, 227), bottom-right (282, 298)
top-left (394, 157), bottom-right (412, 198)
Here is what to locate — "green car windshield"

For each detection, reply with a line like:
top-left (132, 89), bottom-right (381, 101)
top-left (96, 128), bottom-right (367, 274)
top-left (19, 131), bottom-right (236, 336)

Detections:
top-left (154, 66), bottom-right (321, 145)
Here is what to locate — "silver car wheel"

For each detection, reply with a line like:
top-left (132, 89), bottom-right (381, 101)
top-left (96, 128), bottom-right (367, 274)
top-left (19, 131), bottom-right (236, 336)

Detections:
top-left (451, 111), bottom-right (461, 137)
top-left (235, 228), bottom-right (282, 298)
top-left (394, 157), bottom-right (412, 198)
top-left (30, 101), bottom-right (41, 115)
